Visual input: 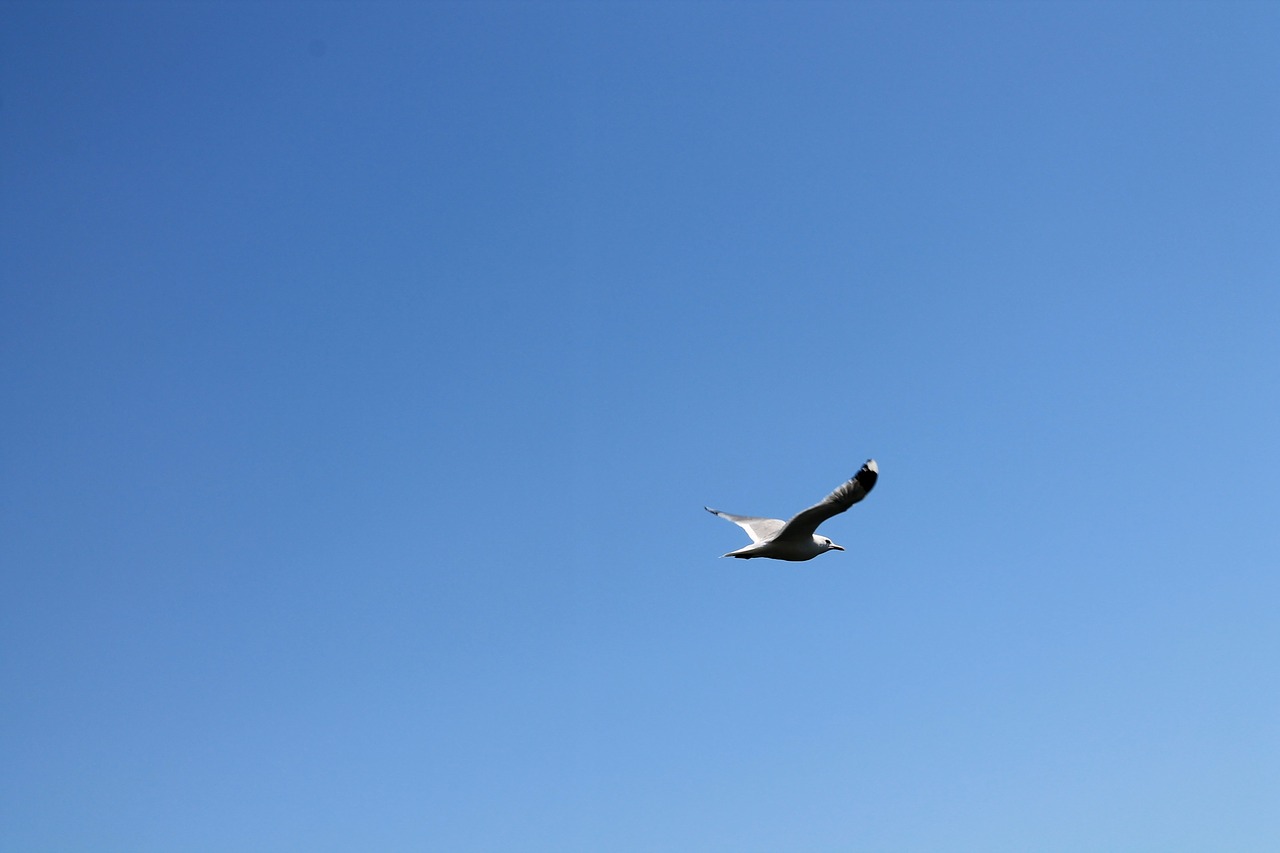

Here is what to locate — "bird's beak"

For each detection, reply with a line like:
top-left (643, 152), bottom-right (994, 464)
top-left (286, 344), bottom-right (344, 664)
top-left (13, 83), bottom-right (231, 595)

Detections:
top-left (830, 543), bottom-right (845, 551)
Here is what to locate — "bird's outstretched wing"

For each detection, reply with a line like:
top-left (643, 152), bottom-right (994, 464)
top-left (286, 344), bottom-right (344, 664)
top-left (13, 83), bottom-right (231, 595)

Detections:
top-left (704, 508), bottom-right (786, 544)
top-left (774, 459), bottom-right (878, 542)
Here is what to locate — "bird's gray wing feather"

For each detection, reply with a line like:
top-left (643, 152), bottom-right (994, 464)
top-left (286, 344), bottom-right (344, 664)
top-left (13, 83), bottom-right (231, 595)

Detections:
top-left (774, 460), bottom-right (879, 542)
top-left (704, 508), bottom-right (786, 544)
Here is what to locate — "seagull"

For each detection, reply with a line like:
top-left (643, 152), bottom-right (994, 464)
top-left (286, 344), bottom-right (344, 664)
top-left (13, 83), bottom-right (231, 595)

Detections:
top-left (705, 460), bottom-right (878, 561)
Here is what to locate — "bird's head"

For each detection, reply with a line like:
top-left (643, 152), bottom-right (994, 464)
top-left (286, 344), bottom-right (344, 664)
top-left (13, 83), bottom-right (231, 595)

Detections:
top-left (817, 535), bottom-right (844, 553)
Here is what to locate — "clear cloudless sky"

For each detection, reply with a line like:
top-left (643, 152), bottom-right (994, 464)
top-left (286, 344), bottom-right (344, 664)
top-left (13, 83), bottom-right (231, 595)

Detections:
top-left (3, 1), bottom-right (1278, 850)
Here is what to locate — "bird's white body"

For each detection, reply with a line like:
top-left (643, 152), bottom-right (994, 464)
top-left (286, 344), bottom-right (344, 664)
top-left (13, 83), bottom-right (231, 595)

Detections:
top-left (706, 459), bottom-right (878, 562)
top-left (722, 535), bottom-right (844, 562)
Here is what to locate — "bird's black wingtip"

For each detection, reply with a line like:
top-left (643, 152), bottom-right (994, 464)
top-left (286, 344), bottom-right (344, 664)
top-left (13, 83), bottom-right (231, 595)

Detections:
top-left (856, 459), bottom-right (878, 493)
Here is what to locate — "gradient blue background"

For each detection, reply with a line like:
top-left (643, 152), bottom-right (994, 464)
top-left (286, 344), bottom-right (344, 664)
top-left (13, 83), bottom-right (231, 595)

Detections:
top-left (3, 2), bottom-right (1278, 850)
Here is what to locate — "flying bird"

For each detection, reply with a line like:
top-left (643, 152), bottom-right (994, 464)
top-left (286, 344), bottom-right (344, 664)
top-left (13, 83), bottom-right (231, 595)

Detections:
top-left (705, 460), bottom-right (878, 561)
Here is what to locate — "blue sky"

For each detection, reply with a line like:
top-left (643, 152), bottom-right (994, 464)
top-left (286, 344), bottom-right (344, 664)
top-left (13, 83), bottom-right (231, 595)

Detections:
top-left (3, 1), bottom-right (1278, 850)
